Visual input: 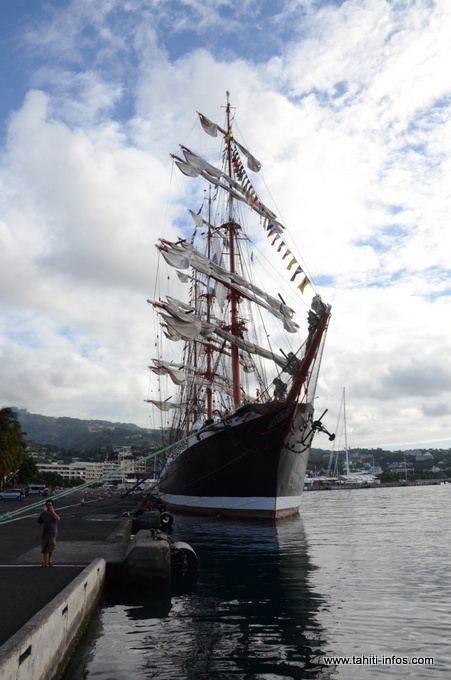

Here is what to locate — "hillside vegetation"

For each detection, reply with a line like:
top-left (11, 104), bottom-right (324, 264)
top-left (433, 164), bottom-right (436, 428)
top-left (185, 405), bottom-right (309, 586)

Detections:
top-left (11, 408), bottom-right (451, 476)
top-left (14, 408), bottom-right (160, 450)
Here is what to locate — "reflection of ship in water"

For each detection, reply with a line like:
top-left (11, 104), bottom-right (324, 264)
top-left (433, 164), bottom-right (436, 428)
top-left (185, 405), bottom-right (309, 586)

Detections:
top-left (209, 517), bottom-right (331, 679)
top-left (65, 516), bottom-right (333, 679)
top-left (123, 517), bottom-right (331, 679)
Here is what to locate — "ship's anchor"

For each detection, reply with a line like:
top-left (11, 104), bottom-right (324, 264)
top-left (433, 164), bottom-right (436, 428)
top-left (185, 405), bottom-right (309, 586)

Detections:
top-left (312, 409), bottom-right (336, 441)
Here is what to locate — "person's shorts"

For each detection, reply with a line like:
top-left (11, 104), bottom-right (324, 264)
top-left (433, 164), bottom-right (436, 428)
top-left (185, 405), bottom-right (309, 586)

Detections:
top-left (41, 538), bottom-right (56, 553)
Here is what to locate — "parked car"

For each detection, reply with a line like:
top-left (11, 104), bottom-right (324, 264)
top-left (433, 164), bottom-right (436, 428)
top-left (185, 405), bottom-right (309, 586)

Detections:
top-left (25, 484), bottom-right (47, 496)
top-left (0, 489), bottom-right (24, 500)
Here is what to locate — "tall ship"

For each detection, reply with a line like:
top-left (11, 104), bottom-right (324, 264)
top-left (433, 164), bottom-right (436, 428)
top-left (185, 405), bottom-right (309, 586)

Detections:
top-left (147, 94), bottom-right (334, 519)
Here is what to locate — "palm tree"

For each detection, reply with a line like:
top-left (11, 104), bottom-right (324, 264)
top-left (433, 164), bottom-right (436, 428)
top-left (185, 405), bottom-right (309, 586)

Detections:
top-left (0, 407), bottom-right (26, 488)
top-left (16, 453), bottom-right (39, 485)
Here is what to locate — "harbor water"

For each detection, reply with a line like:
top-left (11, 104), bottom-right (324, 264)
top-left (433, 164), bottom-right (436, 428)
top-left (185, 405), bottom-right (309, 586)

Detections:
top-left (65, 484), bottom-right (451, 679)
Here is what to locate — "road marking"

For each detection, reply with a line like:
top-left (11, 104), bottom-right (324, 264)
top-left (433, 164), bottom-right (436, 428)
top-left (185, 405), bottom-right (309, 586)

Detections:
top-left (0, 498), bottom-right (102, 523)
top-left (0, 564), bottom-right (88, 568)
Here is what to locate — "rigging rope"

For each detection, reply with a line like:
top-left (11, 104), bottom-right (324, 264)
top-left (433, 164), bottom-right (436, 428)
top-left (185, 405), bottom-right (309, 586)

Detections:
top-left (0, 435), bottom-right (190, 524)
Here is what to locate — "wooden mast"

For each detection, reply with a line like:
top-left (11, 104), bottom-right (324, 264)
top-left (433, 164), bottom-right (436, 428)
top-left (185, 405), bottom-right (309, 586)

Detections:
top-left (284, 305), bottom-right (331, 406)
top-left (225, 92), bottom-right (241, 407)
top-left (205, 186), bottom-right (213, 420)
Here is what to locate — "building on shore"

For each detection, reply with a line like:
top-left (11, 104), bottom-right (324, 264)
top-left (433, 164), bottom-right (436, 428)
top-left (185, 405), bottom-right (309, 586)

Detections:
top-left (37, 448), bottom-right (149, 484)
top-left (37, 461), bottom-right (87, 482)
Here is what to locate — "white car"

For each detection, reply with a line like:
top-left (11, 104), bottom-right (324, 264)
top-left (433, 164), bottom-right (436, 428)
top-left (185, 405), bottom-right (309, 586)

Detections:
top-left (0, 489), bottom-right (24, 500)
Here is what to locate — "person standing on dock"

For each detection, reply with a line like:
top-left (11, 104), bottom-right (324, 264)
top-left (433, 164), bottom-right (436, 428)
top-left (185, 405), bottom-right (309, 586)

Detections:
top-left (36, 500), bottom-right (60, 567)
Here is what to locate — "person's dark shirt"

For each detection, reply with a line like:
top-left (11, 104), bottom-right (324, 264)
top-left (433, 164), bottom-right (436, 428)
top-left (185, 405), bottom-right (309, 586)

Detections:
top-left (37, 511), bottom-right (58, 540)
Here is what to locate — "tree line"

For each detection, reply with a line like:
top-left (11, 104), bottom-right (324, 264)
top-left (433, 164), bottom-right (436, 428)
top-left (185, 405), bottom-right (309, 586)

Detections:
top-left (0, 407), bottom-right (28, 487)
top-left (0, 407), bottom-right (44, 487)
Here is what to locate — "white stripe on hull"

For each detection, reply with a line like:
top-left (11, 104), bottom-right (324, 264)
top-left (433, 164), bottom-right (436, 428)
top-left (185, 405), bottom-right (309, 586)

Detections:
top-left (159, 493), bottom-right (302, 519)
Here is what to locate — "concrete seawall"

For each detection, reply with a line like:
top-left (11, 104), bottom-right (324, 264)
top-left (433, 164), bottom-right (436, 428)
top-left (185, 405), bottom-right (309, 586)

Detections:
top-left (0, 559), bottom-right (106, 680)
top-left (0, 494), bottom-right (184, 680)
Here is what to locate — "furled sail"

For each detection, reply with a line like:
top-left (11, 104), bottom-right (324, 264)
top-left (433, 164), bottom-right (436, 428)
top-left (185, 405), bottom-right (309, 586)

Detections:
top-left (151, 297), bottom-right (296, 370)
top-left (159, 313), bottom-right (206, 341)
top-left (150, 361), bottom-right (187, 385)
top-left (197, 112), bottom-right (262, 172)
top-left (234, 140), bottom-right (262, 173)
top-left (150, 358), bottom-right (233, 394)
top-left (182, 148), bottom-right (226, 179)
top-left (189, 209), bottom-right (204, 229)
top-left (210, 324), bottom-right (297, 369)
top-left (156, 240), bottom-right (298, 331)
top-left (173, 146), bottom-right (281, 227)
top-left (197, 112), bottom-right (223, 138)
top-left (174, 160), bottom-right (200, 178)
top-left (146, 400), bottom-right (181, 412)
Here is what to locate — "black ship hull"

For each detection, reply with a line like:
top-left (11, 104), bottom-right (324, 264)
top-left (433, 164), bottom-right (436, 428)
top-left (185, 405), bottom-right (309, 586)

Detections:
top-left (157, 401), bottom-right (315, 519)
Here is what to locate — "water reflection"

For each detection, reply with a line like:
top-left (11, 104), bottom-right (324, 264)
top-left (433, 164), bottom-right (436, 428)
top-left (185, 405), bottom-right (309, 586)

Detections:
top-left (103, 582), bottom-right (173, 620)
top-left (66, 515), bottom-right (331, 680)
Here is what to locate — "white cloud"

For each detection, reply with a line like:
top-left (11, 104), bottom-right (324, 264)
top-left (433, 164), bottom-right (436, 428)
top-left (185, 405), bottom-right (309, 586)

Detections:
top-left (1, 0), bottom-right (450, 449)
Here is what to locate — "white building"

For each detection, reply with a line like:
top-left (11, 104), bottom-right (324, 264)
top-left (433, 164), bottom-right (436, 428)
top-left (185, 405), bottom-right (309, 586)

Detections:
top-left (37, 462), bottom-right (87, 481)
top-left (37, 450), bottom-right (148, 485)
top-left (84, 462), bottom-right (105, 483)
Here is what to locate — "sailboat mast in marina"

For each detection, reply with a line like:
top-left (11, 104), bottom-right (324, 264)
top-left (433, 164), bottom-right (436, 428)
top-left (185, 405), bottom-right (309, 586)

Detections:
top-left (327, 387), bottom-right (351, 479)
top-left (343, 387), bottom-right (350, 476)
top-left (147, 94), bottom-right (335, 519)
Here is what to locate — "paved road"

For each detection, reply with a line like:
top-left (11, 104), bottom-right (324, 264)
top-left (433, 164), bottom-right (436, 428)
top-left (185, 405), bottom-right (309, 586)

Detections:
top-left (0, 489), bottom-right (139, 647)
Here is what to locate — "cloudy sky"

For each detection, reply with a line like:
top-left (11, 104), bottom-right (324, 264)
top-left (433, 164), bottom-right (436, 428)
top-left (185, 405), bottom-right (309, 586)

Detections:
top-left (1, 0), bottom-right (450, 450)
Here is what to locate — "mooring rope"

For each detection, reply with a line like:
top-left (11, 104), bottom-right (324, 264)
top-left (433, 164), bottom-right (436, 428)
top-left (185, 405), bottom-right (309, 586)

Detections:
top-left (0, 435), bottom-right (188, 523)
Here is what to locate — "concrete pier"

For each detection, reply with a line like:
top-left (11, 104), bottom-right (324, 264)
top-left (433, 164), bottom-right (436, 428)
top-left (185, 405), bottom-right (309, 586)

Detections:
top-left (0, 559), bottom-right (105, 680)
top-left (122, 529), bottom-right (171, 582)
top-left (0, 492), bottom-right (174, 680)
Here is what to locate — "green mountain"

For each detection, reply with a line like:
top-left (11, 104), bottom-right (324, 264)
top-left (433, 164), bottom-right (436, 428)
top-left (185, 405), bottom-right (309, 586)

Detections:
top-left (13, 408), bottom-right (160, 450)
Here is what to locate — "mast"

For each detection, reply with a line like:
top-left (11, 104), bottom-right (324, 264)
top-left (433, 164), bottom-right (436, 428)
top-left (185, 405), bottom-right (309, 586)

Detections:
top-left (205, 186), bottom-right (213, 420)
top-left (224, 92), bottom-right (241, 406)
top-left (191, 268), bottom-right (199, 432)
top-left (343, 387), bottom-right (350, 476)
top-left (284, 303), bottom-right (331, 405)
